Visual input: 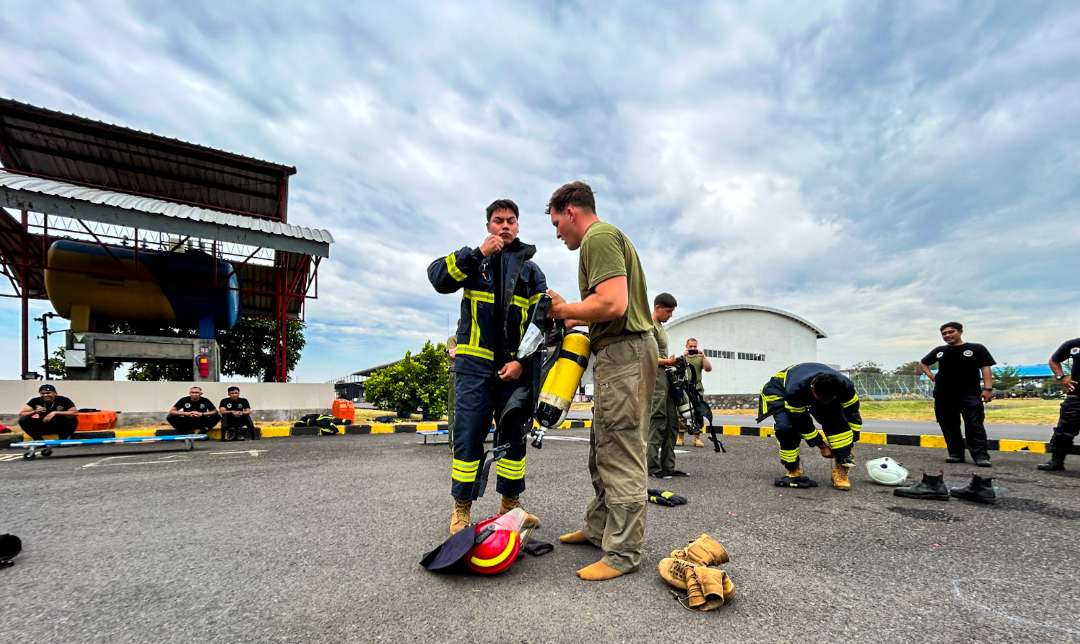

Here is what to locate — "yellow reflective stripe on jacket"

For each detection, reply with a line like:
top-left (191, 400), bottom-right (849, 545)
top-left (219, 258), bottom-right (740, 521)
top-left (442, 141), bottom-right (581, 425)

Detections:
top-left (457, 344), bottom-right (494, 360)
top-left (784, 402), bottom-right (808, 413)
top-left (495, 456), bottom-right (526, 481)
top-left (452, 458), bottom-right (480, 483)
top-left (464, 289), bottom-right (495, 303)
top-left (512, 293), bottom-right (543, 340)
top-left (842, 393), bottom-right (859, 408)
top-left (848, 422), bottom-right (862, 432)
top-left (827, 430), bottom-right (854, 449)
top-left (445, 253), bottom-right (467, 282)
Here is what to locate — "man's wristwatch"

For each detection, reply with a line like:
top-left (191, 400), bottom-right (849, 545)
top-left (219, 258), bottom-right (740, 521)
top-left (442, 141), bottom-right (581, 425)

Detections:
top-left (1055, 374), bottom-right (1066, 381)
top-left (982, 387), bottom-right (993, 391)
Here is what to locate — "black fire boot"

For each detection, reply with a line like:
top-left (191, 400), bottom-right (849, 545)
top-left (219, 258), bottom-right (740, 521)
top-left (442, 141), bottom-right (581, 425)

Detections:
top-left (893, 472), bottom-right (950, 501)
top-left (950, 474), bottom-right (997, 505)
top-left (1037, 444), bottom-right (1068, 471)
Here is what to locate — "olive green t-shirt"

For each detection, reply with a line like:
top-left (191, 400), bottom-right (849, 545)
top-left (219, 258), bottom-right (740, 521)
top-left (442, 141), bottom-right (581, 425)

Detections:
top-left (651, 322), bottom-right (669, 358)
top-left (686, 354), bottom-right (705, 392)
top-left (577, 221), bottom-right (652, 345)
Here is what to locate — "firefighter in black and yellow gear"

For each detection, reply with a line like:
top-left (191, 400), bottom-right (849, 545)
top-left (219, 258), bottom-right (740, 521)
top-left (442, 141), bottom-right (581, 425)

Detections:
top-left (427, 199), bottom-right (547, 534)
top-left (756, 363), bottom-right (862, 490)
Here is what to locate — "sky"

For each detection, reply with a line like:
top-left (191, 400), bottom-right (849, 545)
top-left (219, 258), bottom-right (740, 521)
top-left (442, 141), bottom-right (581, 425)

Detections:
top-left (1, 0), bottom-right (1078, 381)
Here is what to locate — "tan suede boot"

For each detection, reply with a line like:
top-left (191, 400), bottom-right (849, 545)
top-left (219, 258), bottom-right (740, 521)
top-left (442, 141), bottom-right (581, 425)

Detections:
top-left (693, 435), bottom-right (705, 448)
top-left (670, 533), bottom-right (730, 566)
top-left (784, 465), bottom-right (804, 479)
top-left (577, 560), bottom-right (624, 581)
top-left (658, 556), bottom-right (697, 591)
top-left (499, 495), bottom-right (540, 529)
top-left (691, 565), bottom-right (736, 609)
top-left (675, 432), bottom-right (685, 446)
top-left (450, 499), bottom-right (472, 535)
top-left (831, 463), bottom-right (851, 490)
top-left (658, 558), bottom-right (735, 610)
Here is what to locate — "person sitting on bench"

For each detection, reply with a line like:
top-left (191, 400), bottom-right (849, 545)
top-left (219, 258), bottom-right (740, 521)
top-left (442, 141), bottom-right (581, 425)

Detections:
top-left (219, 386), bottom-right (256, 441)
top-left (167, 386), bottom-right (220, 434)
top-left (18, 383), bottom-right (78, 440)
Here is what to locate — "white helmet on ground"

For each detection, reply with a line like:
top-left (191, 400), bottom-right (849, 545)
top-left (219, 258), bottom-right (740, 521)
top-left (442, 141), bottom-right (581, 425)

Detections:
top-left (866, 457), bottom-right (909, 486)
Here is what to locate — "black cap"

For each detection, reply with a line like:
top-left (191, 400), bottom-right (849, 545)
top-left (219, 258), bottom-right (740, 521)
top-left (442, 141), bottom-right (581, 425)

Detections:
top-left (227, 386), bottom-right (240, 393)
top-left (38, 384), bottom-right (56, 393)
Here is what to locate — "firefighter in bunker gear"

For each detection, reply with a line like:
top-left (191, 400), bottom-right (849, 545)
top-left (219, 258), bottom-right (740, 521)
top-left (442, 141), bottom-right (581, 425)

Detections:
top-left (427, 200), bottom-right (547, 533)
top-left (756, 363), bottom-right (863, 490)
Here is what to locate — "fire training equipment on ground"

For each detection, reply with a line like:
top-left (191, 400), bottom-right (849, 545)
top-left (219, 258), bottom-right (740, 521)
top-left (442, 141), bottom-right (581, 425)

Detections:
top-left (466, 508), bottom-right (528, 575)
top-left (666, 356), bottom-right (724, 453)
top-left (866, 456), bottom-right (909, 486)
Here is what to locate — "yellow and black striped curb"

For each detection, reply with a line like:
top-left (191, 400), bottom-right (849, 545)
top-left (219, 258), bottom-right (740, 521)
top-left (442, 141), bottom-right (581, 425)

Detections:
top-left (0, 419), bottom-right (593, 443)
top-left (3, 421), bottom-right (1063, 454)
top-left (716, 425), bottom-right (1062, 454)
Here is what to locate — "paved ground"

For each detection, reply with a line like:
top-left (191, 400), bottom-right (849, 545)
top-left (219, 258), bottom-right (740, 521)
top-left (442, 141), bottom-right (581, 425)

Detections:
top-left (2, 432), bottom-right (1080, 643)
top-left (568, 410), bottom-right (1056, 441)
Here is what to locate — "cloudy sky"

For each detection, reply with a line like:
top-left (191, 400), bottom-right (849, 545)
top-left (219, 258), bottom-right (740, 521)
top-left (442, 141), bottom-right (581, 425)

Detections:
top-left (1, 0), bottom-right (1078, 381)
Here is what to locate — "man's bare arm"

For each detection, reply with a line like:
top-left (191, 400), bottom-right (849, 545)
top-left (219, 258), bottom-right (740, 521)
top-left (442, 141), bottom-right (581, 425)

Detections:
top-left (919, 362), bottom-right (935, 382)
top-left (548, 276), bottom-right (628, 323)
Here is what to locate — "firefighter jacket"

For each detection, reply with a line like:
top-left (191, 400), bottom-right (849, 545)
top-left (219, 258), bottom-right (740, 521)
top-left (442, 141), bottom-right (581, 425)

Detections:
top-left (756, 362), bottom-right (862, 433)
top-left (428, 239), bottom-right (547, 377)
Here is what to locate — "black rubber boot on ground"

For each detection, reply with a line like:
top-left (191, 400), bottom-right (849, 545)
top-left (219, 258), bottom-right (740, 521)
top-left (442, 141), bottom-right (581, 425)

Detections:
top-left (945, 454), bottom-right (965, 464)
top-left (1037, 453), bottom-right (1066, 471)
top-left (950, 474), bottom-right (997, 504)
top-left (894, 472), bottom-right (950, 501)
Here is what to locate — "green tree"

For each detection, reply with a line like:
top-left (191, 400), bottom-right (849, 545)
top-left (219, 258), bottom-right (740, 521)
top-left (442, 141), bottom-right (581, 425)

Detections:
top-left (123, 318), bottom-right (305, 382)
top-left (993, 365), bottom-right (1021, 392)
top-left (363, 341), bottom-right (448, 419)
top-left (46, 347), bottom-right (67, 380)
top-left (847, 361), bottom-right (884, 375)
top-left (892, 360), bottom-right (924, 376)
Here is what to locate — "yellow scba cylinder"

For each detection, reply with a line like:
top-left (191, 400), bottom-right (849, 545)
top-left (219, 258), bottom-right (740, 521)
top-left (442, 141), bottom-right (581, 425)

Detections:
top-left (536, 331), bottom-right (590, 428)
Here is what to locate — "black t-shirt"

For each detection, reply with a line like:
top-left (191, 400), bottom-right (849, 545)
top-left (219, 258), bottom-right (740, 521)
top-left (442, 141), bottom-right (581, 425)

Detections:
top-left (25, 395), bottom-right (76, 414)
top-left (219, 397), bottom-right (251, 413)
top-left (1051, 338), bottom-right (1080, 381)
top-left (921, 343), bottom-right (996, 396)
top-left (173, 397), bottom-right (217, 414)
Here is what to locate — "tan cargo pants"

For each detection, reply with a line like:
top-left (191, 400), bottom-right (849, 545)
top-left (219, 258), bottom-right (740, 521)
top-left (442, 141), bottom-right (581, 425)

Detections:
top-left (581, 332), bottom-right (657, 572)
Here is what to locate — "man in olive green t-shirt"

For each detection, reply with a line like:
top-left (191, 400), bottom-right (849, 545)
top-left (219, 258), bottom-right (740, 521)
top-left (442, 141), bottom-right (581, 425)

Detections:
top-left (546, 180), bottom-right (657, 582)
top-left (678, 337), bottom-right (713, 448)
top-left (648, 292), bottom-right (681, 477)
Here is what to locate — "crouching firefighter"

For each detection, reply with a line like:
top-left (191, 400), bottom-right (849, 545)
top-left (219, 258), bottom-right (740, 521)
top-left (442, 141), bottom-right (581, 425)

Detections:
top-left (756, 363), bottom-right (862, 490)
top-left (427, 199), bottom-right (547, 534)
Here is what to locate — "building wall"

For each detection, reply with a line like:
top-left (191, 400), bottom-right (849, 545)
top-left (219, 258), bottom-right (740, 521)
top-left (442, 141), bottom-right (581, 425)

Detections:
top-left (0, 381), bottom-right (333, 427)
top-left (666, 309), bottom-right (820, 394)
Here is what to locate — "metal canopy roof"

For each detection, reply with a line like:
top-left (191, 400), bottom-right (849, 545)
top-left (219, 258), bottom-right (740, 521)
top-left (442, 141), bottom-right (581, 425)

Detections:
top-left (0, 169), bottom-right (332, 257)
top-left (0, 98), bottom-right (295, 220)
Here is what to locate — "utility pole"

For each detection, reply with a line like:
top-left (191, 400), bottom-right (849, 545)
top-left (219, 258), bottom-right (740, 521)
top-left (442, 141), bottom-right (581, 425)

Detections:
top-left (34, 312), bottom-right (57, 380)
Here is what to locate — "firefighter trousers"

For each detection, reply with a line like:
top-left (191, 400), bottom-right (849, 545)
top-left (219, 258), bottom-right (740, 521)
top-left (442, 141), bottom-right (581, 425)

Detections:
top-left (773, 406), bottom-right (855, 472)
top-left (450, 372), bottom-right (528, 501)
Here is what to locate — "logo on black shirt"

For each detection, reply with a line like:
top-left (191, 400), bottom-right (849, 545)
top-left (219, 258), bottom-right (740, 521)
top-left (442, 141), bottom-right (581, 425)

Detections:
top-left (963, 350), bottom-right (973, 357)
top-left (1072, 347), bottom-right (1079, 356)
top-left (936, 352), bottom-right (944, 358)
top-left (184, 403), bottom-right (191, 409)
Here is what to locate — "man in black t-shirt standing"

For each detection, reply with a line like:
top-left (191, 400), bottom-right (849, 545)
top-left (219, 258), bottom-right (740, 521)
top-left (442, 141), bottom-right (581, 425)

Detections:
top-left (167, 386), bottom-right (221, 434)
top-left (919, 321), bottom-right (996, 466)
top-left (1038, 337), bottom-right (1080, 471)
top-left (219, 386), bottom-right (256, 441)
top-left (18, 383), bottom-right (78, 440)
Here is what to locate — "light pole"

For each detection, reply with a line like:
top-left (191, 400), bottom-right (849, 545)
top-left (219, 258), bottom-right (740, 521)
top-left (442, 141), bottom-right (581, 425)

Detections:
top-left (34, 312), bottom-right (58, 380)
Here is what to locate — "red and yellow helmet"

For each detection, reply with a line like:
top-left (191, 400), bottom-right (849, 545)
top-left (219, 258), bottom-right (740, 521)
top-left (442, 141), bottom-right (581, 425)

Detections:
top-left (466, 509), bottom-right (525, 575)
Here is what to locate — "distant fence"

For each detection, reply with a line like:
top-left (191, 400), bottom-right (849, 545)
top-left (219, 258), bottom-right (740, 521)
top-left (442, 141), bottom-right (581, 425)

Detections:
top-left (849, 373), bottom-right (932, 400)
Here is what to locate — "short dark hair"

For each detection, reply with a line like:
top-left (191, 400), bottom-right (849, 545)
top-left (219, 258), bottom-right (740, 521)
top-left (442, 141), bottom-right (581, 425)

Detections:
top-left (486, 199), bottom-right (519, 222)
top-left (940, 322), bottom-right (963, 333)
top-left (227, 386), bottom-right (240, 393)
top-left (546, 181), bottom-right (595, 215)
top-left (654, 292), bottom-right (677, 308)
top-left (810, 372), bottom-right (844, 401)
top-left (38, 384), bottom-right (56, 393)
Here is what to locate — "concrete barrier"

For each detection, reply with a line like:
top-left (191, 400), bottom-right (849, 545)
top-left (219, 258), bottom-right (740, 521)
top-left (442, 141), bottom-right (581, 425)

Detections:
top-left (0, 380), bottom-right (334, 428)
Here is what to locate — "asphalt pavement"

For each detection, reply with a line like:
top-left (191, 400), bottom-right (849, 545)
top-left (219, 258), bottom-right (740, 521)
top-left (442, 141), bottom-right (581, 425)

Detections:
top-left (2, 433), bottom-right (1079, 643)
